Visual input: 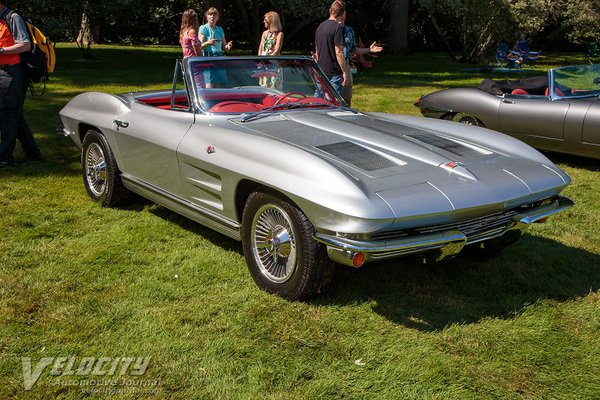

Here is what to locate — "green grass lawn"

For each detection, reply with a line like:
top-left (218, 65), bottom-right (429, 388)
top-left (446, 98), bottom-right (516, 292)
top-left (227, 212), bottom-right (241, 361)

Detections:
top-left (1, 44), bottom-right (599, 399)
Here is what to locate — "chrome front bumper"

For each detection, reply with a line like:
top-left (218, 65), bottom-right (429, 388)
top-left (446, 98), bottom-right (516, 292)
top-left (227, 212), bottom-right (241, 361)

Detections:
top-left (313, 195), bottom-right (574, 267)
top-left (56, 126), bottom-right (74, 137)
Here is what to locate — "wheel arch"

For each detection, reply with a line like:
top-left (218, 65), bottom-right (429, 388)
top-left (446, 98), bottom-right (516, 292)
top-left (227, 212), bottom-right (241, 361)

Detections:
top-left (77, 124), bottom-right (126, 172)
top-left (78, 123), bottom-right (103, 143)
top-left (420, 88), bottom-right (501, 128)
top-left (235, 179), bottom-right (302, 224)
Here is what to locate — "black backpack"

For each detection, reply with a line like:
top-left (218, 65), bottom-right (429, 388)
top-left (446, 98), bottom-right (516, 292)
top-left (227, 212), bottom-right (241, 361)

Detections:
top-left (3, 11), bottom-right (48, 92)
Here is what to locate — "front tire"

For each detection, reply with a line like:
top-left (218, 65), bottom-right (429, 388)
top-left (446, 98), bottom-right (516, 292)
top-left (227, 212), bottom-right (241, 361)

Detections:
top-left (452, 112), bottom-right (484, 127)
top-left (81, 129), bottom-right (129, 207)
top-left (241, 191), bottom-right (333, 300)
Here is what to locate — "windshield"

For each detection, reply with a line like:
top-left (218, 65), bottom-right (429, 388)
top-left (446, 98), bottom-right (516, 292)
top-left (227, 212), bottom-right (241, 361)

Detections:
top-left (185, 57), bottom-right (345, 113)
top-left (552, 64), bottom-right (600, 98)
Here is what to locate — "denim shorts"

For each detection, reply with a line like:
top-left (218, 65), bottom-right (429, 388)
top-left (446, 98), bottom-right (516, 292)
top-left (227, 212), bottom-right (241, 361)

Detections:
top-left (328, 74), bottom-right (343, 97)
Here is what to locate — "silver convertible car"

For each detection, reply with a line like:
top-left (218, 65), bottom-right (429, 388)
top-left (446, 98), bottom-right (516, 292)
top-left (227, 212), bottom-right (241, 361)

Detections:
top-left (416, 64), bottom-right (600, 159)
top-left (59, 56), bottom-right (574, 300)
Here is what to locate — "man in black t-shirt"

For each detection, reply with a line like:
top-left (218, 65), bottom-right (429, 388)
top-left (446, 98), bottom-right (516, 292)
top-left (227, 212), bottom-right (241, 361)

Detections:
top-left (314, 0), bottom-right (349, 97)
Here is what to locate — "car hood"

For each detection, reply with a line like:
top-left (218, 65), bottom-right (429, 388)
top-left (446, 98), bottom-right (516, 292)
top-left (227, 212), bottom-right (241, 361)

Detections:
top-left (233, 110), bottom-right (570, 218)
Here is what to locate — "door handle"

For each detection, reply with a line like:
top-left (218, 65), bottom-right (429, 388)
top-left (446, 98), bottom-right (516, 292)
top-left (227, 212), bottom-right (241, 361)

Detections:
top-left (502, 99), bottom-right (515, 104)
top-left (113, 119), bottom-right (129, 129)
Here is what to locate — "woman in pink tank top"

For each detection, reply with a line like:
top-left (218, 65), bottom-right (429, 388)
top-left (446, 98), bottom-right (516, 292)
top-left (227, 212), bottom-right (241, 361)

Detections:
top-left (180, 9), bottom-right (203, 58)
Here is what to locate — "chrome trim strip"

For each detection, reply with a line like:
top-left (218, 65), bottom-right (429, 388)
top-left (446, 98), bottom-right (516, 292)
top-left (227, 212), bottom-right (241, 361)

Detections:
top-left (314, 230), bottom-right (467, 254)
top-left (503, 168), bottom-right (532, 192)
top-left (427, 181), bottom-right (456, 210)
top-left (319, 230), bottom-right (467, 267)
top-left (541, 164), bottom-right (568, 184)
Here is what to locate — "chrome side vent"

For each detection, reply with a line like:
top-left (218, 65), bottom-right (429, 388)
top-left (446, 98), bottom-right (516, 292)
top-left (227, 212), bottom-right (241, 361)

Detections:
top-left (317, 141), bottom-right (397, 171)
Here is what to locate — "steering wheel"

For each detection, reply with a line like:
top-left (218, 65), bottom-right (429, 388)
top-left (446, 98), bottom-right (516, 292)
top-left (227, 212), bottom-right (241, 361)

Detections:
top-left (274, 92), bottom-right (308, 105)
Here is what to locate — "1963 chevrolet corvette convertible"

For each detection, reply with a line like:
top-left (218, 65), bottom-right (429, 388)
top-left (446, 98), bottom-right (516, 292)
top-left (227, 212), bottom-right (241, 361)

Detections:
top-left (58, 56), bottom-right (574, 300)
top-left (416, 64), bottom-right (600, 159)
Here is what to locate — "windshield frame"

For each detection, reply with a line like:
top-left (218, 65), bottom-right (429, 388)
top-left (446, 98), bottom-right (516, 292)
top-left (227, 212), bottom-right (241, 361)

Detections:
top-left (549, 64), bottom-right (600, 100)
top-left (182, 56), bottom-right (346, 115)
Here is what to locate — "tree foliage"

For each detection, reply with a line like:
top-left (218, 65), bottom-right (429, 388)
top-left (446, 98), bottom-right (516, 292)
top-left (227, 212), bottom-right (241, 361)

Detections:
top-left (10, 0), bottom-right (600, 60)
top-left (562, 0), bottom-right (600, 44)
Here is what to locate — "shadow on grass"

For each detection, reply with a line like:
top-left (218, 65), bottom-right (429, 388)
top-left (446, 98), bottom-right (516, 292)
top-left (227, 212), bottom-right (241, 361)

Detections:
top-left (316, 235), bottom-right (599, 331)
top-left (119, 197), bottom-right (599, 334)
top-left (144, 204), bottom-right (243, 255)
top-left (542, 151), bottom-right (600, 171)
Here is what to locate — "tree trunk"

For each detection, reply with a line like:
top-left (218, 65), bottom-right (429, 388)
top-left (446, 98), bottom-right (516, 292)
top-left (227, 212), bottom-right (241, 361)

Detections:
top-left (76, 12), bottom-right (93, 58)
top-left (429, 13), bottom-right (458, 62)
top-left (388, 0), bottom-right (410, 54)
top-left (233, 0), bottom-right (260, 52)
top-left (284, 16), bottom-right (321, 48)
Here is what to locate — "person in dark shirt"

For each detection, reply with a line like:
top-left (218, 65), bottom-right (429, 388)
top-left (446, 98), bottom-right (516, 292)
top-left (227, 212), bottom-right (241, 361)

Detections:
top-left (314, 0), bottom-right (349, 97)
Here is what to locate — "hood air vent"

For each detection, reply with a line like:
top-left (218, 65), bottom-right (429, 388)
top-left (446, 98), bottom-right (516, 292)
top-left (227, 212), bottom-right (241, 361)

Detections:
top-left (317, 141), bottom-right (397, 171)
top-left (405, 134), bottom-right (490, 157)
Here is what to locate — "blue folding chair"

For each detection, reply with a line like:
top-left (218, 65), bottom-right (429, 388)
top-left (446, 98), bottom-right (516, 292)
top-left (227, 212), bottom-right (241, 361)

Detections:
top-left (496, 43), bottom-right (522, 69)
top-left (515, 40), bottom-right (541, 64)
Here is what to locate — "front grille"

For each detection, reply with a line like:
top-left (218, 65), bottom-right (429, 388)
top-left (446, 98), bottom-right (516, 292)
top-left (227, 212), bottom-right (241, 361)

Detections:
top-left (372, 210), bottom-right (518, 243)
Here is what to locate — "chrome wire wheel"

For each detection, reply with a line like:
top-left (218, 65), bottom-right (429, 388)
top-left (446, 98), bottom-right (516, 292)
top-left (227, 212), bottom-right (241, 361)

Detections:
top-left (242, 191), bottom-right (334, 300)
top-left (452, 112), bottom-right (482, 126)
top-left (84, 142), bottom-right (108, 198)
top-left (251, 204), bottom-right (297, 283)
top-left (81, 130), bottom-right (130, 207)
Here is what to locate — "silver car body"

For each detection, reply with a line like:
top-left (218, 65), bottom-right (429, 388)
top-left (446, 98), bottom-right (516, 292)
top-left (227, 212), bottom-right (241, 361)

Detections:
top-left (417, 64), bottom-right (600, 159)
top-left (59, 56), bottom-right (573, 268)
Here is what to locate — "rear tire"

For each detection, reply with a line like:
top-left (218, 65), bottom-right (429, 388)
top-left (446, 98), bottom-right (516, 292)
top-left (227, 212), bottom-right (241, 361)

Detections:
top-left (241, 191), bottom-right (333, 300)
top-left (81, 129), bottom-right (130, 207)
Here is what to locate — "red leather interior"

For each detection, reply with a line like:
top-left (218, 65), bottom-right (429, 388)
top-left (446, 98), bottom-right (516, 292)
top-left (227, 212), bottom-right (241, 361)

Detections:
top-left (511, 88), bottom-right (529, 95)
top-left (298, 97), bottom-right (331, 104)
top-left (544, 87), bottom-right (565, 96)
top-left (139, 92), bottom-right (334, 112)
top-left (138, 95), bottom-right (188, 106)
top-left (209, 101), bottom-right (263, 113)
top-left (262, 95), bottom-right (278, 107)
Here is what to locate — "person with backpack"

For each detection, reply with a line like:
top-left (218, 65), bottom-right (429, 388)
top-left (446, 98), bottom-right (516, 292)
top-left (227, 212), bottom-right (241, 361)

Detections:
top-left (0, 0), bottom-right (41, 168)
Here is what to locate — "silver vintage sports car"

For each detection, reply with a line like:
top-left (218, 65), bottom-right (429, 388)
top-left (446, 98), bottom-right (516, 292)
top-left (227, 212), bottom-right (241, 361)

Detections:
top-left (59, 56), bottom-right (574, 300)
top-left (416, 64), bottom-right (600, 159)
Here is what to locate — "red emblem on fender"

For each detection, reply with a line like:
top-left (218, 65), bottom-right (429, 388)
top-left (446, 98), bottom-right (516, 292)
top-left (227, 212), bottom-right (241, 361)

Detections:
top-left (206, 146), bottom-right (216, 154)
top-left (445, 161), bottom-right (459, 169)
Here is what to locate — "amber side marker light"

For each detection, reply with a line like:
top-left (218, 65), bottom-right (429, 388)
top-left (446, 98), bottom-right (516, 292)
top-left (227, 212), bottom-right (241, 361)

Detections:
top-left (353, 252), bottom-right (365, 268)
